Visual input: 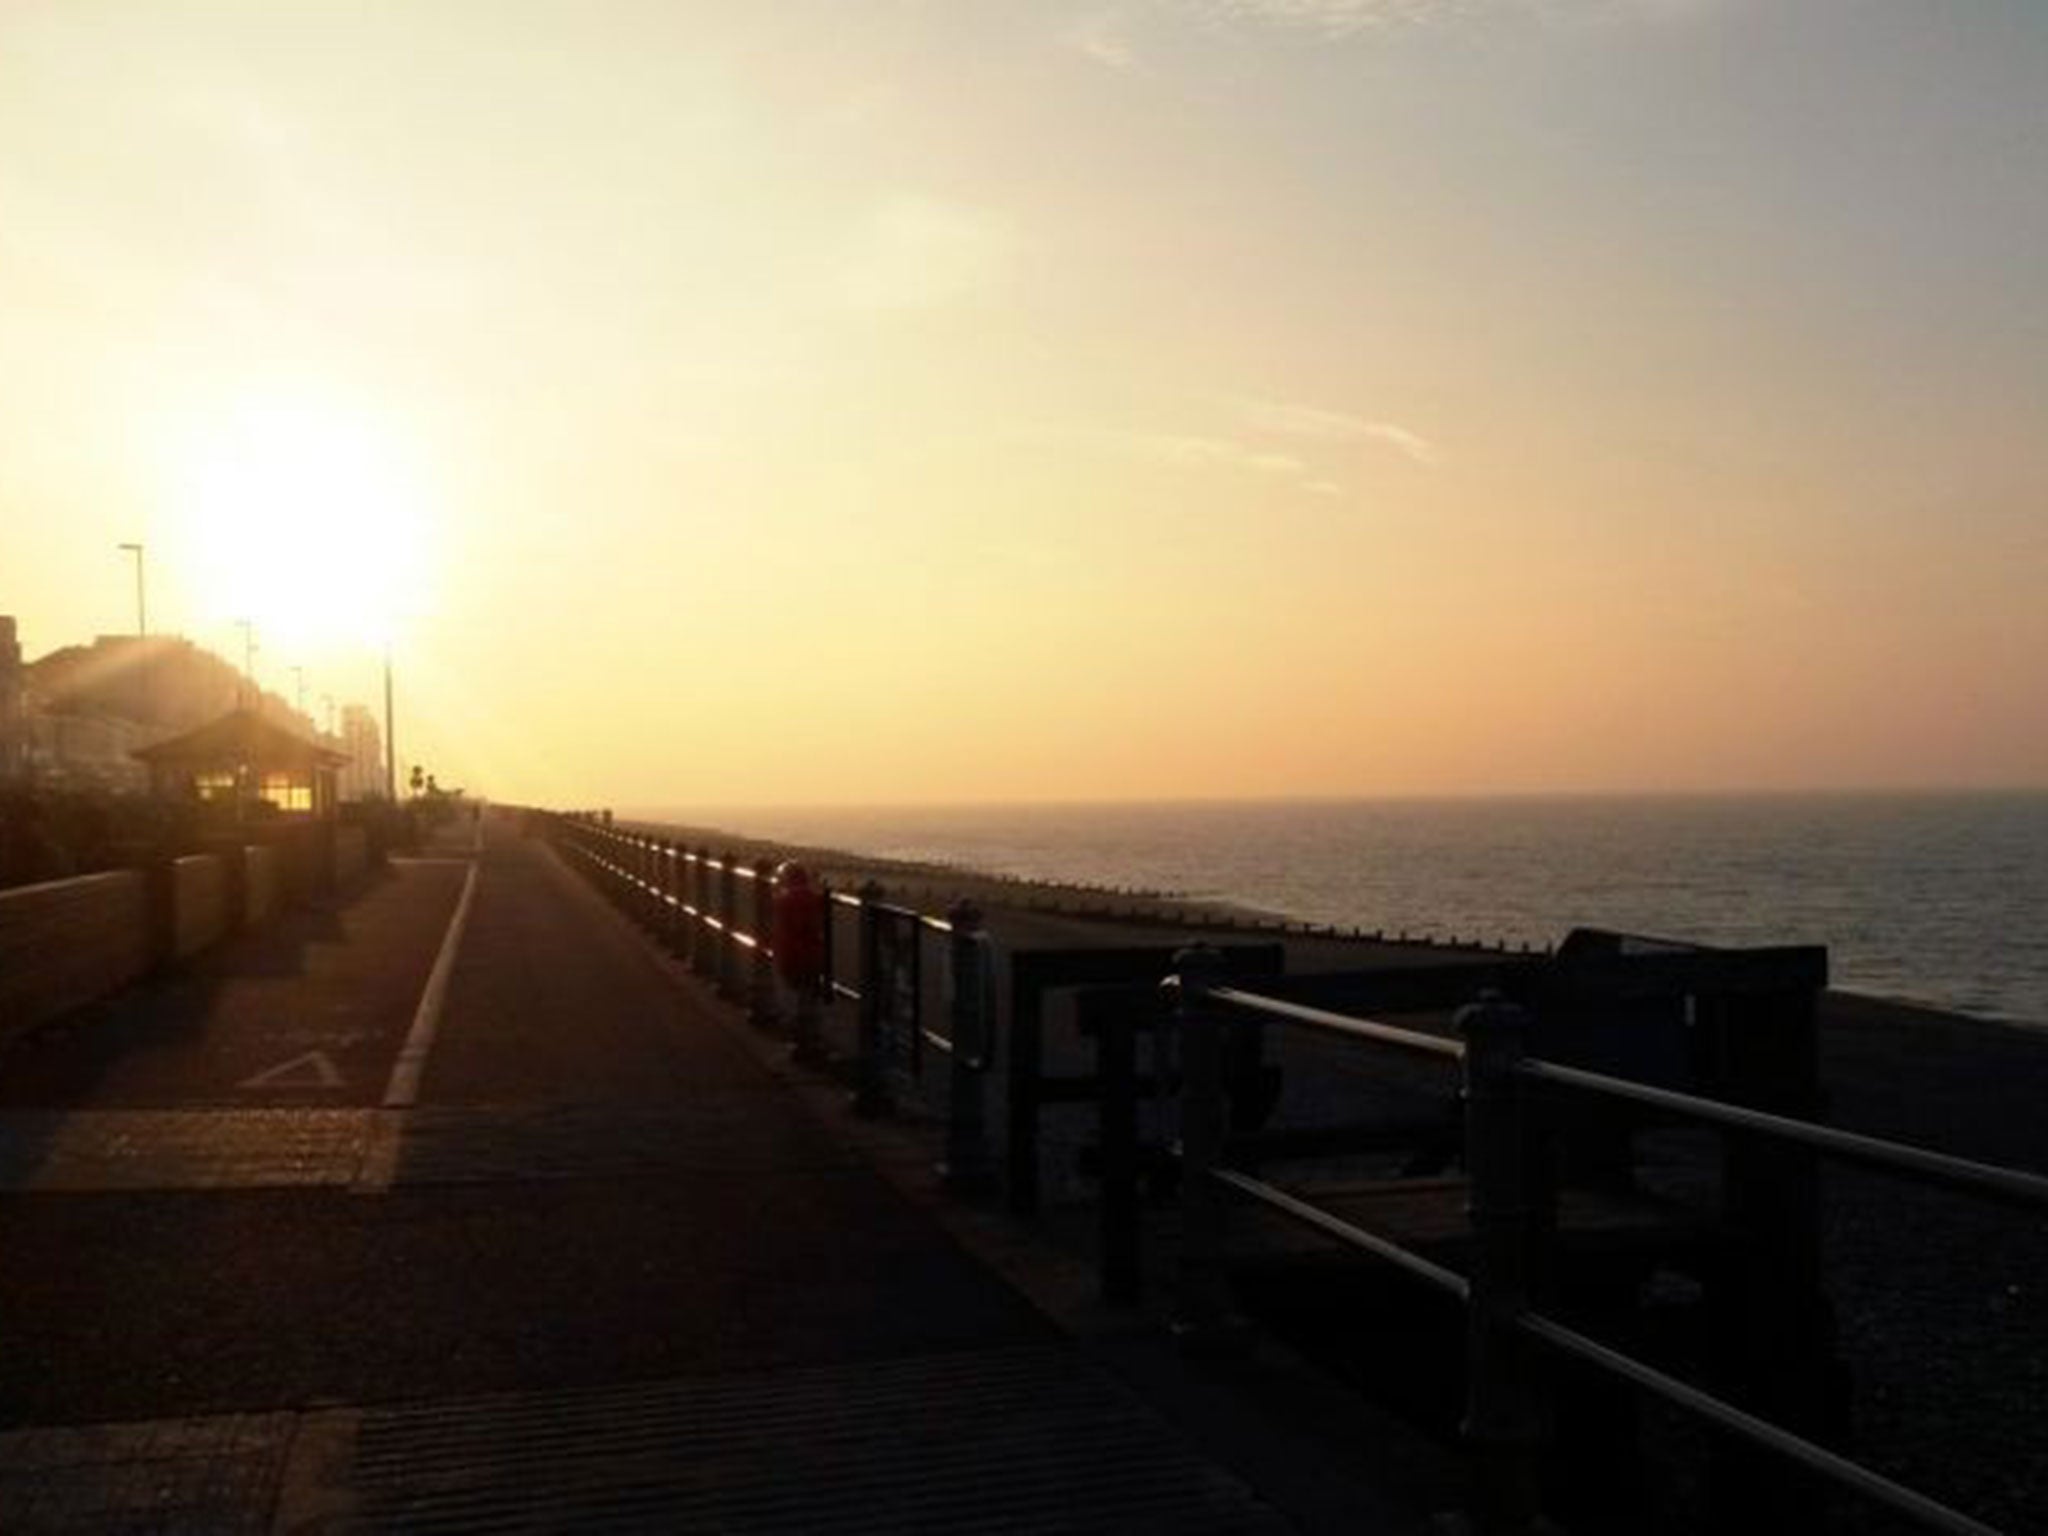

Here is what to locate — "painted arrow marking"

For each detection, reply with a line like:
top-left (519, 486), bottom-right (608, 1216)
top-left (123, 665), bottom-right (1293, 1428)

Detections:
top-left (238, 1051), bottom-right (344, 1090)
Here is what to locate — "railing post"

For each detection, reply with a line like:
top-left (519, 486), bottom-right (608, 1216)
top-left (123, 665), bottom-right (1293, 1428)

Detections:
top-left (141, 846), bottom-right (178, 974)
top-left (691, 847), bottom-right (716, 976)
top-left (1005, 975), bottom-right (1042, 1215)
top-left (717, 851), bottom-right (741, 1001)
top-left (853, 879), bottom-right (890, 1117)
top-left (1706, 980), bottom-right (1836, 1529)
top-left (748, 857), bottom-right (779, 1031)
top-left (793, 887), bottom-right (829, 1065)
top-left (941, 901), bottom-right (996, 1196)
top-left (1168, 944), bottom-right (1235, 1350)
top-left (1093, 989), bottom-right (1141, 1307)
top-left (1459, 992), bottom-right (1546, 1535)
top-left (665, 842), bottom-right (685, 955)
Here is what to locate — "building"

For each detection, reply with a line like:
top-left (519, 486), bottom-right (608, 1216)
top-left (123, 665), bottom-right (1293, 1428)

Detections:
top-left (27, 632), bottom-right (242, 737)
top-left (132, 707), bottom-right (349, 818)
top-left (338, 704), bottom-right (386, 801)
top-left (0, 618), bottom-right (344, 793)
top-left (0, 617), bottom-right (24, 781)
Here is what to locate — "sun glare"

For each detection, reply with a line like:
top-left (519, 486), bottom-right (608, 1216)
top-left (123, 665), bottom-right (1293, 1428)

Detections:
top-left (168, 396), bottom-right (431, 650)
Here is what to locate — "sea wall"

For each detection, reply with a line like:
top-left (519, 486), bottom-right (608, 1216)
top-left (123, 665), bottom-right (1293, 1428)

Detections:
top-left (172, 855), bottom-right (228, 958)
top-left (0, 870), bottom-right (151, 1040)
top-left (0, 827), bottom-right (377, 1044)
top-left (245, 844), bottom-right (279, 926)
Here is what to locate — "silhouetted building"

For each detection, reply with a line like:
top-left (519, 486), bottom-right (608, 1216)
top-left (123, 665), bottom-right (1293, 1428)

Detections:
top-left (338, 704), bottom-right (385, 801)
top-left (28, 632), bottom-right (242, 737)
top-left (1, 620), bottom-right (323, 791)
top-left (133, 707), bottom-right (348, 818)
top-left (0, 617), bottom-right (24, 781)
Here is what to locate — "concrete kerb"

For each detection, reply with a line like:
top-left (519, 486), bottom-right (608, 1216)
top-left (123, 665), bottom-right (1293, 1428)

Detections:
top-left (542, 834), bottom-right (1460, 1536)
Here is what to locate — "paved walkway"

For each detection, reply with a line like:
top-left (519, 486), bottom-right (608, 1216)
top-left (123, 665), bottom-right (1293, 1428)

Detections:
top-left (0, 821), bottom-right (1345, 1532)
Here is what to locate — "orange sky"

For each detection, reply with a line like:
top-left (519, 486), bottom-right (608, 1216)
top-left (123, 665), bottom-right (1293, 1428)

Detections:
top-left (3, 2), bottom-right (2044, 805)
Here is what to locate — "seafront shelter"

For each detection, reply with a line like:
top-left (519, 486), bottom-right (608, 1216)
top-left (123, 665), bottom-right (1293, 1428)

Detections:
top-left (132, 707), bottom-right (348, 819)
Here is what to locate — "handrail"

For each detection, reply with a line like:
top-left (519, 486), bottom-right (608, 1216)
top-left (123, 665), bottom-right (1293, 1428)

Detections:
top-left (1212, 1167), bottom-right (1468, 1300)
top-left (544, 819), bottom-right (999, 1097)
top-left (1210, 985), bottom-right (1463, 1061)
top-left (1206, 1164), bottom-right (1995, 1533)
top-left (1517, 1313), bottom-right (1998, 1536)
top-left (1173, 972), bottom-right (2033, 1536)
top-left (1517, 1057), bottom-right (2048, 1210)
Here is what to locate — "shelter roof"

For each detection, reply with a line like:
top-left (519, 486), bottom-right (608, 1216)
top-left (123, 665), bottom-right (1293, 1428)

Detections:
top-left (131, 707), bottom-right (348, 770)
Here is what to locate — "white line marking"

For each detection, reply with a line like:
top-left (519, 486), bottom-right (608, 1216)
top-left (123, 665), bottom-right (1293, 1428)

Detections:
top-left (382, 861), bottom-right (478, 1108)
top-left (237, 1051), bottom-right (343, 1090)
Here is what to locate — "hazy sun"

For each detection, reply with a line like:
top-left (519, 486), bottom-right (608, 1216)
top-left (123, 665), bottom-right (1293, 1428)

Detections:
top-left (168, 394), bottom-right (432, 650)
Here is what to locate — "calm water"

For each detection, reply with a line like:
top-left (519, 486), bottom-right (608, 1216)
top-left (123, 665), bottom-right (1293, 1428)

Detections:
top-left (639, 794), bottom-right (2048, 1027)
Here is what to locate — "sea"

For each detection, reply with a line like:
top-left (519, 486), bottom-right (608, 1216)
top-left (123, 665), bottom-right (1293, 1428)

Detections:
top-left (635, 793), bottom-right (2048, 1029)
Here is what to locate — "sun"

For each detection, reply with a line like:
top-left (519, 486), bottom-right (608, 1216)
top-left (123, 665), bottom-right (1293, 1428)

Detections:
top-left (167, 394), bottom-right (432, 651)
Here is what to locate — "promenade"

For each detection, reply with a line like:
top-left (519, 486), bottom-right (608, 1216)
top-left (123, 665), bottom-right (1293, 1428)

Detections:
top-left (0, 820), bottom-right (1430, 1533)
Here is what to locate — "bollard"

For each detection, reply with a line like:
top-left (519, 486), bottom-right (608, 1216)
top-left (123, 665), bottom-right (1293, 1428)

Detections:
top-left (748, 857), bottom-right (779, 1031)
top-left (691, 846), bottom-right (717, 976)
top-left (852, 879), bottom-right (890, 1117)
top-left (717, 852), bottom-right (742, 1001)
top-left (1458, 993), bottom-right (1546, 1536)
top-left (1168, 944), bottom-right (1236, 1351)
top-left (940, 901), bottom-right (996, 1195)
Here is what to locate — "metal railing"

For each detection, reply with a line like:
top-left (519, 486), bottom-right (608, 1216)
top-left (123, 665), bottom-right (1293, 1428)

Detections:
top-left (540, 813), bottom-right (999, 1192)
top-left (1169, 954), bottom-right (2037, 1536)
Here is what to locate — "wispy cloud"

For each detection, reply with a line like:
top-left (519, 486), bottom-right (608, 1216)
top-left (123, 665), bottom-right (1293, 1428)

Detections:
top-left (1237, 396), bottom-right (1441, 466)
top-left (1065, 0), bottom-right (1716, 57)
top-left (1188, 0), bottom-right (1471, 36)
top-left (1063, 8), bottom-right (1144, 70)
top-left (1008, 422), bottom-right (1345, 498)
top-left (1136, 432), bottom-right (1309, 477)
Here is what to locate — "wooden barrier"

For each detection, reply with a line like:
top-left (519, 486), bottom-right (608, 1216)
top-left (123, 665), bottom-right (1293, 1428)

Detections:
top-left (1, 821), bottom-right (369, 1040)
top-left (244, 845), bottom-right (279, 926)
top-left (0, 871), bottom-right (150, 1042)
top-left (171, 855), bottom-right (228, 958)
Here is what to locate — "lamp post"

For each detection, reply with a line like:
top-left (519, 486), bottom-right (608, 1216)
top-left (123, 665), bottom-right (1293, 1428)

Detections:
top-left (117, 542), bottom-right (153, 730)
top-left (235, 619), bottom-right (257, 708)
top-left (116, 542), bottom-right (146, 635)
top-left (383, 644), bottom-right (396, 802)
top-left (291, 665), bottom-right (306, 715)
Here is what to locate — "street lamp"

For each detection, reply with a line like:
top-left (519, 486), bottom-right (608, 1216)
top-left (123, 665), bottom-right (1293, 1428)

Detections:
top-left (116, 542), bottom-right (146, 635)
top-left (234, 619), bottom-right (257, 707)
top-left (384, 644), bottom-right (396, 802)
